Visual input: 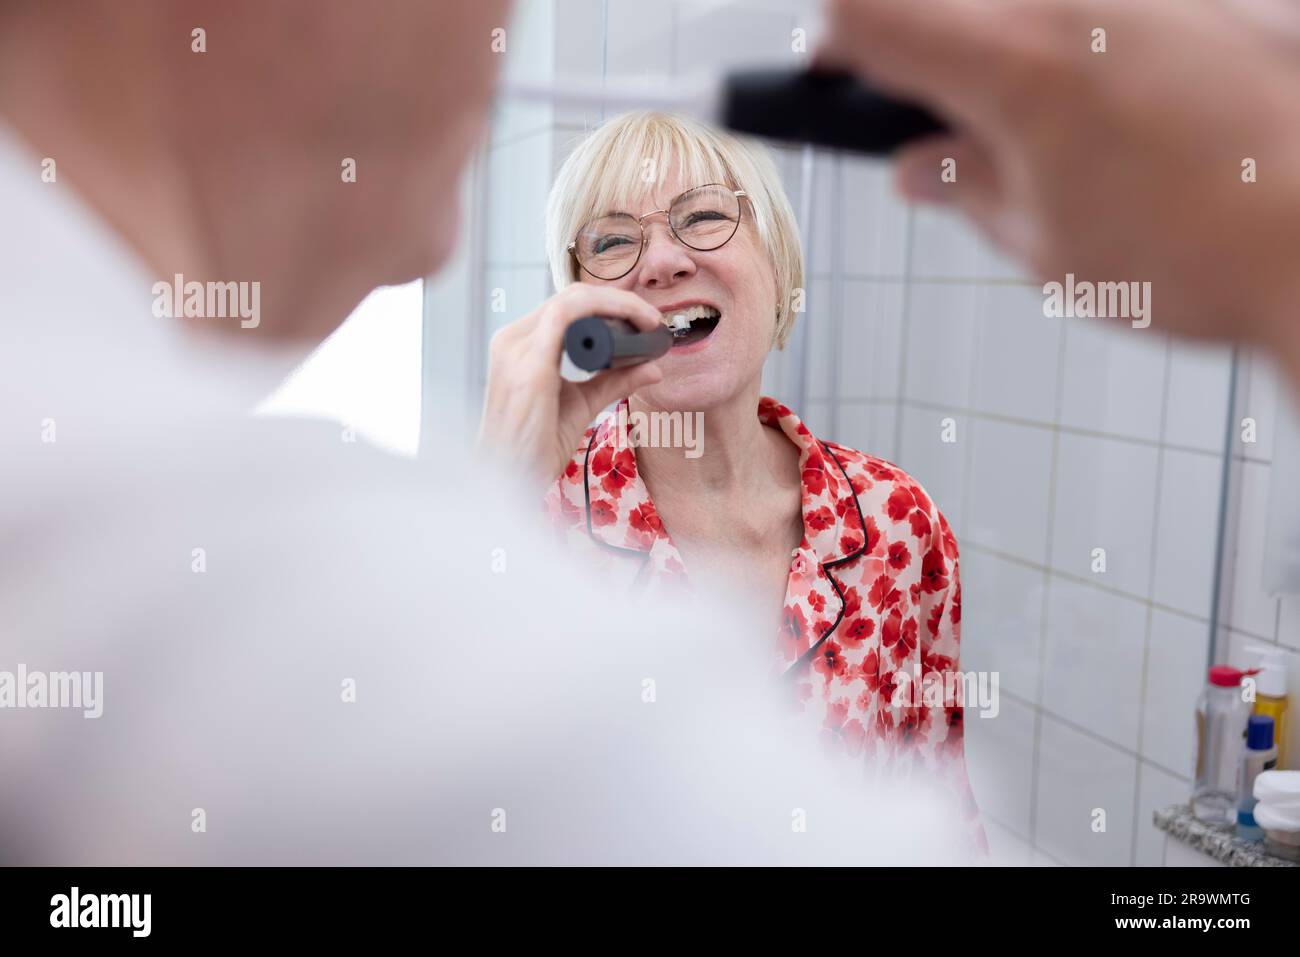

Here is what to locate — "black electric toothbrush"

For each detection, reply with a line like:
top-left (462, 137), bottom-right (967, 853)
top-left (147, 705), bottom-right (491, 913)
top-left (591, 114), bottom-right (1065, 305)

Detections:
top-left (563, 317), bottom-right (674, 373)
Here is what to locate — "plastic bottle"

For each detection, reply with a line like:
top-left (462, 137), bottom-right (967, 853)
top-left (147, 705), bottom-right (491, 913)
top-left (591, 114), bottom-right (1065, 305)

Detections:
top-left (1236, 715), bottom-right (1278, 841)
top-left (1247, 646), bottom-right (1290, 770)
top-left (1192, 665), bottom-right (1256, 823)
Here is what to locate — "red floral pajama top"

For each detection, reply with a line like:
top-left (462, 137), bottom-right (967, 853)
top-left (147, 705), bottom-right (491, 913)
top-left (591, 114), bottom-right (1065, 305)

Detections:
top-left (544, 396), bottom-right (988, 857)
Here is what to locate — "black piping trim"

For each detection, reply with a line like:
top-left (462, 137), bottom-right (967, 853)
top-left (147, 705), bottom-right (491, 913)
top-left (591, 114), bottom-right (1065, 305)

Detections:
top-left (582, 419), bottom-right (655, 577)
top-left (783, 441), bottom-right (869, 680)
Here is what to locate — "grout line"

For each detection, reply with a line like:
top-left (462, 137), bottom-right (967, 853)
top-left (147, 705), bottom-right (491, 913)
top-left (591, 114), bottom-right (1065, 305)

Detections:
top-left (806, 396), bottom-right (897, 406)
top-left (1026, 297), bottom-right (1071, 855)
top-left (827, 157), bottom-right (845, 440)
top-left (897, 398), bottom-right (1226, 459)
top-left (962, 540), bottom-right (1213, 625)
top-left (979, 814), bottom-right (1035, 863)
top-left (1131, 762), bottom-right (1147, 866)
top-left (1223, 621), bottom-right (1285, 644)
top-left (1129, 336), bottom-right (1173, 865)
top-left (1032, 845), bottom-right (1070, 867)
top-left (1209, 346), bottom-right (1245, 667)
top-left (600, 0), bottom-right (607, 122)
top-left (997, 686), bottom-right (1193, 783)
top-left (1231, 453), bottom-right (1275, 466)
top-left (890, 206), bottom-right (915, 467)
top-left (806, 272), bottom-right (1040, 286)
top-left (955, 282), bottom-right (984, 546)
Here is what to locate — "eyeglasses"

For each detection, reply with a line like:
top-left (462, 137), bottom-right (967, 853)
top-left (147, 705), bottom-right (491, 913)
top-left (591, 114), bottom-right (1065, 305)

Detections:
top-left (567, 184), bottom-right (747, 281)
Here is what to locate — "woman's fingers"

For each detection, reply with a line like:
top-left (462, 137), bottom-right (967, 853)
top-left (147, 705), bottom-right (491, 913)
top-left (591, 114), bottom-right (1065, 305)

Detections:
top-left (532, 283), bottom-right (663, 359)
top-left (478, 283), bottom-right (667, 486)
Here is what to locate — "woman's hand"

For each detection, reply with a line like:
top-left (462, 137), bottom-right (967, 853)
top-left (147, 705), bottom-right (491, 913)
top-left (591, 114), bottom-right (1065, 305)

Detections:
top-left (477, 283), bottom-right (665, 486)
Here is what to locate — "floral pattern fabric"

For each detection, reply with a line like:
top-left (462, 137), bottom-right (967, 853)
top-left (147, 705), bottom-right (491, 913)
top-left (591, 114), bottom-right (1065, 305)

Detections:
top-left (545, 396), bottom-right (988, 857)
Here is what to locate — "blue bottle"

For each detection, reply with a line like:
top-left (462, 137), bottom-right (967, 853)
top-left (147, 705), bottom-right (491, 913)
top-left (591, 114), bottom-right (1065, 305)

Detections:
top-left (1236, 715), bottom-right (1278, 841)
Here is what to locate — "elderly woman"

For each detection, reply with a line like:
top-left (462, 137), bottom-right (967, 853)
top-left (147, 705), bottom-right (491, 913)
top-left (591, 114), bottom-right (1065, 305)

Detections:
top-left (479, 111), bottom-right (985, 853)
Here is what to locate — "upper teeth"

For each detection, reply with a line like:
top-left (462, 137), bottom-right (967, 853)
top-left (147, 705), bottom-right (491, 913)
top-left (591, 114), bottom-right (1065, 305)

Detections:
top-left (663, 305), bottom-right (720, 332)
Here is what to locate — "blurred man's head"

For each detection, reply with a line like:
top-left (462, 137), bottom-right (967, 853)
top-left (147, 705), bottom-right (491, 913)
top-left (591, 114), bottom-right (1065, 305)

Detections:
top-left (0, 0), bottom-right (510, 342)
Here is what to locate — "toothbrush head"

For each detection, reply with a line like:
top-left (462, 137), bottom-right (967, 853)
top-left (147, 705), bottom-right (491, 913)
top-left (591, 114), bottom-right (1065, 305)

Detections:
top-left (665, 312), bottom-right (692, 337)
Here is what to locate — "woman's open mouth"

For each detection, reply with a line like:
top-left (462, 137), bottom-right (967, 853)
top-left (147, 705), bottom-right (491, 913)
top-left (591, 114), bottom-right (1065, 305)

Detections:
top-left (663, 304), bottom-right (721, 349)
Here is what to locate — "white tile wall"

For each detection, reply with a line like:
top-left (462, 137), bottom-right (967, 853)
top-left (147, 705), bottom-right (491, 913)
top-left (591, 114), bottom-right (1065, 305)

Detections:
top-left (1151, 449), bottom-right (1222, 620)
top-left (603, 0), bottom-right (673, 78)
top-left (1057, 319), bottom-right (1168, 443)
top-left (964, 694), bottom-right (1037, 840)
top-left (1281, 596), bottom-right (1300, 654)
top-left (838, 160), bottom-right (909, 278)
top-left (1050, 432), bottom-right (1159, 599)
top-left (1140, 610), bottom-right (1207, 777)
top-left (1041, 578), bottom-right (1146, 751)
top-left (909, 207), bottom-right (1028, 281)
top-left (1224, 459), bottom-right (1281, 639)
top-left (982, 818), bottom-right (1035, 866)
top-left (895, 405), bottom-right (968, 537)
top-left (902, 283), bottom-right (979, 410)
top-left (835, 280), bottom-right (905, 401)
top-left (806, 150), bottom-right (836, 277)
top-left (1239, 350), bottom-right (1282, 461)
top-left (1034, 715), bottom-right (1138, 866)
top-left (673, 1), bottom-right (803, 76)
top-left (832, 400), bottom-right (898, 464)
top-left (968, 285), bottom-right (1062, 425)
top-left (959, 549), bottom-right (1044, 704)
top-left (965, 417), bottom-right (1053, 564)
top-left (1134, 763), bottom-right (1192, 866)
top-left (486, 130), bottom-right (555, 267)
top-left (1164, 342), bottom-right (1232, 453)
top-left (904, 280), bottom-right (977, 408)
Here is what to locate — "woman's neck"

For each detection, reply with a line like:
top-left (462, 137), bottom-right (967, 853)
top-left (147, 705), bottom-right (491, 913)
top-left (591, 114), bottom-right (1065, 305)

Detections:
top-left (628, 381), bottom-right (803, 550)
top-left (630, 383), bottom-right (771, 495)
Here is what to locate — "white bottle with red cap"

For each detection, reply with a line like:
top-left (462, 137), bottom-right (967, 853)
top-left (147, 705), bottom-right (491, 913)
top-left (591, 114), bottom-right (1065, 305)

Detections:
top-left (1192, 664), bottom-right (1258, 824)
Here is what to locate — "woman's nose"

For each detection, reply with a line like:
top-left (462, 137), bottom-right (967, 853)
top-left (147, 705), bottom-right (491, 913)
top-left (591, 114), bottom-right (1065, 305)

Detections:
top-left (633, 221), bottom-right (697, 289)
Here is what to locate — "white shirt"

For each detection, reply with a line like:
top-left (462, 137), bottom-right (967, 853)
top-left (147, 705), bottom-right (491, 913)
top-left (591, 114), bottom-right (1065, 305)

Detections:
top-left (0, 126), bottom-right (961, 865)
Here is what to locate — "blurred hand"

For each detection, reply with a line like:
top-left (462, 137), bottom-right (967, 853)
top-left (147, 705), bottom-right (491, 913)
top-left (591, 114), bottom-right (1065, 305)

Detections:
top-left (477, 284), bottom-right (664, 486)
top-left (818, 0), bottom-right (1300, 366)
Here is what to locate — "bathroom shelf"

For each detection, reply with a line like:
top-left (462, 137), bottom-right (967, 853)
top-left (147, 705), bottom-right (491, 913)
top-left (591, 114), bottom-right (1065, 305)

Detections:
top-left (1155, 804), bottom-right (1298, 867)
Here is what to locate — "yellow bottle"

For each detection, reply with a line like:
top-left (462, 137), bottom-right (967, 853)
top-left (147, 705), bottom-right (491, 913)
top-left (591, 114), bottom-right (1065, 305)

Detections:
top-left (1250, 648), bottom-right (1290, 770)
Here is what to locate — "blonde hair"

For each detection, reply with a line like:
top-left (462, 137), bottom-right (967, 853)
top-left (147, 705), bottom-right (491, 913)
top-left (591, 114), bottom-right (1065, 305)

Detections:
top-left (545, 111), bottom-right (804, 349)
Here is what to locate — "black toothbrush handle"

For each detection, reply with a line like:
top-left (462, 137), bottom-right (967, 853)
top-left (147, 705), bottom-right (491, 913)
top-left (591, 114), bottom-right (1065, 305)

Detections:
top-left (720, 69), bottom-right (947, 155)
top-left (564, 316), bottom-right (672, 373)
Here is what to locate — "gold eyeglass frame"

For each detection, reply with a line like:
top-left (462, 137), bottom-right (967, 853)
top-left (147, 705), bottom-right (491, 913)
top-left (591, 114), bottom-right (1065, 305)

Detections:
top-left (567, 184), bottom-right (748, 281)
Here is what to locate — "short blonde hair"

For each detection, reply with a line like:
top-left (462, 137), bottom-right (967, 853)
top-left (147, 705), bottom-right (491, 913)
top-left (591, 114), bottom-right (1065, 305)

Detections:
top-left (545, 111), bottom-right (804, 349)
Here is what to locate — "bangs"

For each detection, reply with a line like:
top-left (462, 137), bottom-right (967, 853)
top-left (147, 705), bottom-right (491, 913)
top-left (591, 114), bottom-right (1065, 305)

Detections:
top-left (577, 113), bottom-right (743, 220)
